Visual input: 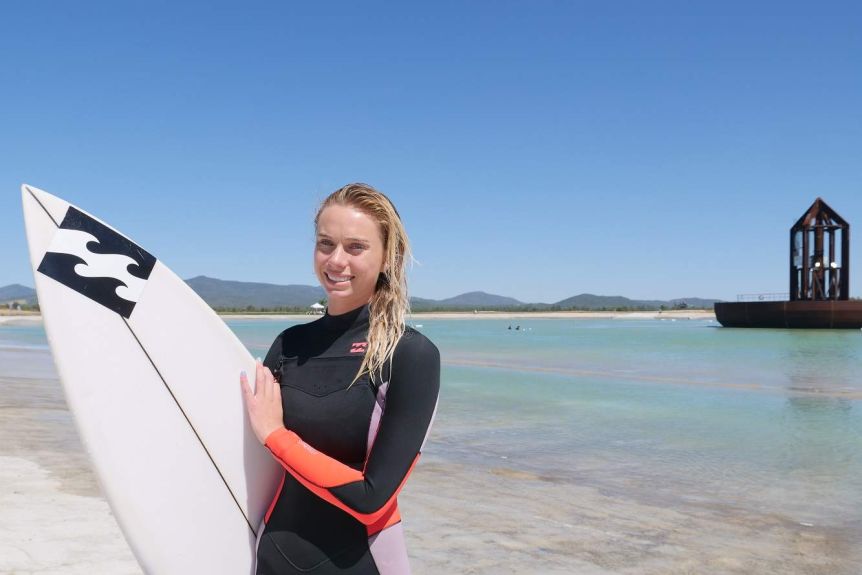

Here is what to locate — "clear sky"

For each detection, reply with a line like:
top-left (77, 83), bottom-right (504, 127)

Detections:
top-left (2, 1), bottom-right (861, 303)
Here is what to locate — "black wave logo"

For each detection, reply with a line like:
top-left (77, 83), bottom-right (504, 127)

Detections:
top-left (37, 207), bottom-right (157, 318)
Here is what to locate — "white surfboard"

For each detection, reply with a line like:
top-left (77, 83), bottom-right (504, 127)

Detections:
top-left (21, 184), bottom-right (282, 574)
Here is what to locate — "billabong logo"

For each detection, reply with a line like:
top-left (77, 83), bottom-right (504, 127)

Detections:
top-left (350, 341), bottom-right (368, 354)
top-left (37, 207), bottom-right (156, 318)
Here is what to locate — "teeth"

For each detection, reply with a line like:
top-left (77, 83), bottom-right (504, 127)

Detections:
top-left (326, 273), bottom-right (351, 283)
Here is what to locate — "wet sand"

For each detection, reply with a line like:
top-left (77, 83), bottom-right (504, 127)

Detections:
top-left (406, 455), bottom-right (858, 575)
top-left (1, 347), bottom-right (857, 574)
top-left (0, 349), bottom-right (142, 574)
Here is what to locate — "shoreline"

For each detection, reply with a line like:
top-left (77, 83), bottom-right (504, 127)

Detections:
top-left (407, 309), bottom-right (716, 320)
top-left (0, 309), bottom-right (716, 324)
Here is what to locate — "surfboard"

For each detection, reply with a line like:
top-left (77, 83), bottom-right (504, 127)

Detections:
top-left (21, 184), bottom-right (282, 574)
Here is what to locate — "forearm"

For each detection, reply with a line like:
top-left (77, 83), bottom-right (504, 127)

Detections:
top-left (264, 427), bottom-right (404, 525)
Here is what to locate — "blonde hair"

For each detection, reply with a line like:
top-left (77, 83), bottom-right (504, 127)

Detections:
top-left (315, 183), bottom-right (411, 383)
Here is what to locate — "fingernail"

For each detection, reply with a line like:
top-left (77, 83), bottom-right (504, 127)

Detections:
top-left (240, 370), bottom-right (247, 379)
top-left (256, 357), bottom-right (262, 363)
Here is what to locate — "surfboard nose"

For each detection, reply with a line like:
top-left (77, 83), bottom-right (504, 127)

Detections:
top-left (22, 183), bottom-right (42, 202)
top-left (22, 184), bottom-right (72, 227)
top-left (23, 183), bottom-right (53, 205)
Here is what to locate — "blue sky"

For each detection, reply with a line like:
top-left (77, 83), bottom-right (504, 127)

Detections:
top-left (2, 1), bottom-right (861, 302)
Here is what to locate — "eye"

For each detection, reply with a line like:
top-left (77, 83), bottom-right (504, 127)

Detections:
top-left (317, 239), bottom-right (335, 253)
top-left (347, 243), bottom-right (366, 254)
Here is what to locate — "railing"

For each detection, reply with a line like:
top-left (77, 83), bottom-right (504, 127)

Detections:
top-left (736, 293), bottom-right (789, 302)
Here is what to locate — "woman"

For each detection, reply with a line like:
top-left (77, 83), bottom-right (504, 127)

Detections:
top-left (241, 183), bottom-right (440, 574)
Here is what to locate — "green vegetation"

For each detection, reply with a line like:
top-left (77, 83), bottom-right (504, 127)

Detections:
top-left (215, 306), bottom-right (317, 314)
top-left (212, 304), bottom-right (713, 315)
top-left (406, 305), bottom-right (712, 313)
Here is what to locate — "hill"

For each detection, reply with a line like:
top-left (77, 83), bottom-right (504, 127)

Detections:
top-left (0, 284), bottom-right (37, 305)
top-left (553, 293), bottom-right (667, 310)
top-left (0, 279), bottom-right (720, 311)
top-left (430, 291), bottom-right (523, 308)
top-left (184, 276), bottom-right (325, 309)
top-left (552, 294), bottom-right (721, 310)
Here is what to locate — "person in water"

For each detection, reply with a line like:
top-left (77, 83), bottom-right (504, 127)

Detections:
top-left (241, 183), bottom-right (440, 574)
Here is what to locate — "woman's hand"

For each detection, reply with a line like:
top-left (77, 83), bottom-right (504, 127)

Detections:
top-left (240, 360), bottom-right (286, 445)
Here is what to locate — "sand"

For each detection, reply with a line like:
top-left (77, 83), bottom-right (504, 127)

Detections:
top-left (0, 352), bottom-right (142, 574)
top-left (0, 456), bottom-right (142, 575)
top-left (405, 454), bottom-right (857, 575)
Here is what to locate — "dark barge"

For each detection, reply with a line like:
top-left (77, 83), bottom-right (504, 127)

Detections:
top-left (714, 198), bottom-right (862, 329)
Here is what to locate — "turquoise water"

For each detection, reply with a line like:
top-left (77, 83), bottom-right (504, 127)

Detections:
top-left (0, 322), bottom-right (50, 350)
top-left (420, 318), bottom-right (862, 530)
top-left (3, 316), bottom-right (860, 534)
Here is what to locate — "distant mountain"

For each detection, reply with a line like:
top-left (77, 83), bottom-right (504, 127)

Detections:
top-left (184, 282), bottom-right (524, 311)
top-left (185, 276), bottom-right (325, 309)
top-left (0, 284), bottom-right (37, 305)
top-left (0, 279), bottom-right (720, 311)
top-left (408, 296), bottom-right (438, 309)
top-left (434, 291), bottom-right (523, 308)
top-left (551, 293), bottom-right (721, 309)
top-left (553, 293), bottom-right (720, 310)
top-left (410, 292), bottom-right (520, 310)
top-left (554, 293), bottom-right (666, 309)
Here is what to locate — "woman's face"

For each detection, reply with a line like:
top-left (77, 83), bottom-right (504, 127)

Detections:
top-left (315, 204), bottom-right (385, 315)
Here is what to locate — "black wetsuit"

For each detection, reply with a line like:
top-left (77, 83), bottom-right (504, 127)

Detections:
top-left (256, 304), bottom-right (439, 575)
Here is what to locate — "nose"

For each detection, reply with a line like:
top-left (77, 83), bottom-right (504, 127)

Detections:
top-left (328, 244), bottom-right (348, 268)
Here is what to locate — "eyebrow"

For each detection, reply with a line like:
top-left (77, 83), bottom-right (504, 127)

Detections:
top-left (317, 233), bottom-right (370, 244)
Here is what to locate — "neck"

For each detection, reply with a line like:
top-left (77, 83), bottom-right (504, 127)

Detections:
top-left (327, 299), bottom-right (370, 316)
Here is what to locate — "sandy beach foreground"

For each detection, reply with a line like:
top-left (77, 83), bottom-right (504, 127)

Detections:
top-left (1, 340), bottom-right (857, 574)
top-left (0, 352), bottom-right (141, 574)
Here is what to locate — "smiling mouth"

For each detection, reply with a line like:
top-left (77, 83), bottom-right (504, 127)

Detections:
top-left (325, 272), bottom-right (353, 284)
